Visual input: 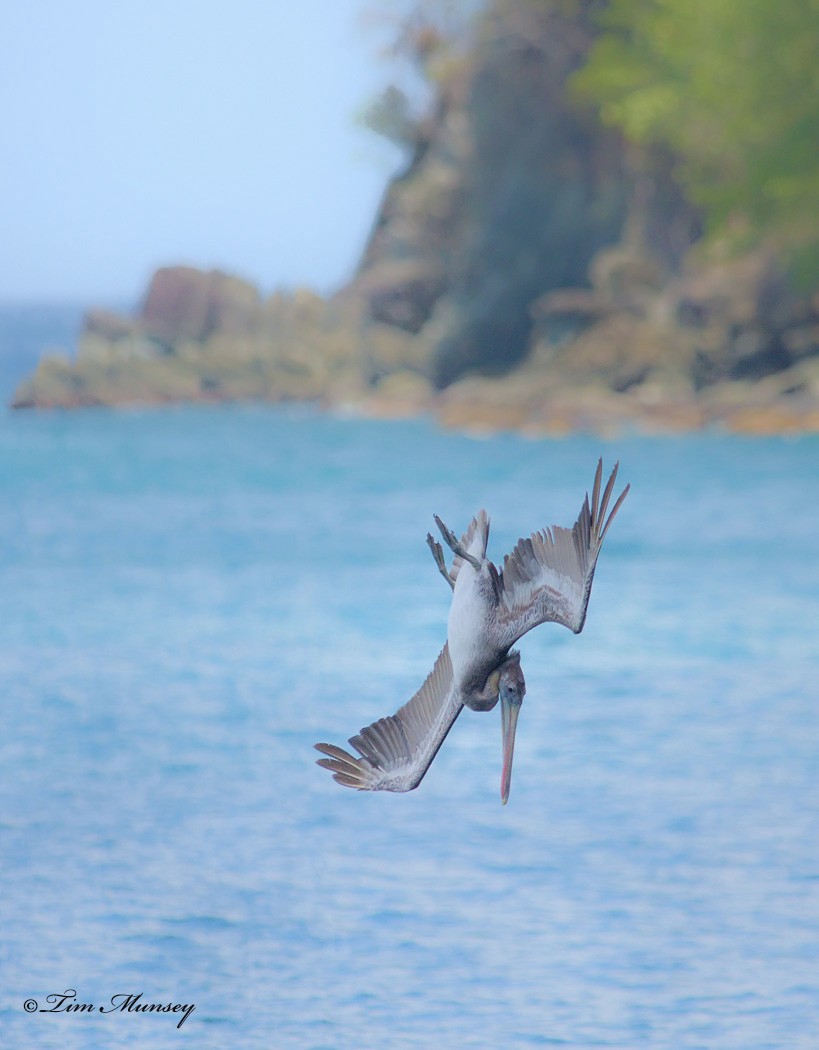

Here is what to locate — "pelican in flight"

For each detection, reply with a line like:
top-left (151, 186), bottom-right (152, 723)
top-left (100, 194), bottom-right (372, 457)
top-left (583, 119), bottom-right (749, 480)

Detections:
top-left (315, 460), bottom-right (629, 803)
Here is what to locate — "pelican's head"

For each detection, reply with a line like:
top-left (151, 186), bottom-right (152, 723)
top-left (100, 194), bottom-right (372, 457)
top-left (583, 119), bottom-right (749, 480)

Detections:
top-left (499, 650), bottom-right (526, 805)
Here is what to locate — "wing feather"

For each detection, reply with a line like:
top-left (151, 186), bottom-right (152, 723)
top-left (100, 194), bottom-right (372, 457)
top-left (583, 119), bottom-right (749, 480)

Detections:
top-left (496, 460), bottom-right (629, 645)
top-left (314, 644), bottom-right (462, 792)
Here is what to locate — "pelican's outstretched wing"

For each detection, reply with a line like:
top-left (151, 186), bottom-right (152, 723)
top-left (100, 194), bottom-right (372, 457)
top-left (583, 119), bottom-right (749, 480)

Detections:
top-left (314, 644), bottom-right (462, 792)
top-left (495, 459), bottom-right (629, 647)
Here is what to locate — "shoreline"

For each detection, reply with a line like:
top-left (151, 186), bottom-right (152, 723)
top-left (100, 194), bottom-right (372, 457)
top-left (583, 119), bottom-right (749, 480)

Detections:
top-left (9, 381), bottom-right (819, 437)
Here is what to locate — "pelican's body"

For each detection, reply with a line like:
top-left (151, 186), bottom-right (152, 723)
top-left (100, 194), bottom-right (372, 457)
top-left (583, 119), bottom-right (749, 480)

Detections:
top-left (444, 510), bottom-right (509, 712)
top-left (315, 460), bottom-right (629, 803)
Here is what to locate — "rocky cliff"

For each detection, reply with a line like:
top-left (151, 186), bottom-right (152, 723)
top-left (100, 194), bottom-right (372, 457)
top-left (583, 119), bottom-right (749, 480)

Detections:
top-left (12, 0), bottom-right (819, 433)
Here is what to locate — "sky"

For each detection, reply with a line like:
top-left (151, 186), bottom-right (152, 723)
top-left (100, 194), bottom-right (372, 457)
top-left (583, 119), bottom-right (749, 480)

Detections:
top-left (0, 0), bottom-right (407, 305)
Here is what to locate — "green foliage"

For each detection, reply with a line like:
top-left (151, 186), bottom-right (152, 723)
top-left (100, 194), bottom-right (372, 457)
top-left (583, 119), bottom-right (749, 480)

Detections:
top-left (574, 0), bottom-right (819, 278)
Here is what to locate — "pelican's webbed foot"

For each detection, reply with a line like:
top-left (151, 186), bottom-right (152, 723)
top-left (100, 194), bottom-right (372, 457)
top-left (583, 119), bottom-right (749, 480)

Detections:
top-left (433, 514), bottom-right (481, 570)
top-left (426, 533), bottom-right (455, 591)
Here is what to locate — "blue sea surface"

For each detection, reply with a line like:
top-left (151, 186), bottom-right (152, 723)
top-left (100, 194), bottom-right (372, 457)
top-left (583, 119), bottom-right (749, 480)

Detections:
top-left (1, 394), bottom-right (818, 1045)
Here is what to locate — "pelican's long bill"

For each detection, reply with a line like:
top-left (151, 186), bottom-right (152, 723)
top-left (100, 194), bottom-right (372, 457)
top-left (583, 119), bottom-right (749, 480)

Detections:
top-left (499, 678), bottom-right (523, 805)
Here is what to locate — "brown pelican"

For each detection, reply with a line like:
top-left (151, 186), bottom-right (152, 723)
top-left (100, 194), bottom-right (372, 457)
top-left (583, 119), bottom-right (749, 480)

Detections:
top-left (315, 460), bottom-right (629, 803)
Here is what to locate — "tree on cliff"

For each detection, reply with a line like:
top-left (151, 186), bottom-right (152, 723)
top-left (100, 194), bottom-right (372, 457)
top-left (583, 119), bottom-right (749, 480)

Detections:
top-left (574, 0), bottom-right (819, 282)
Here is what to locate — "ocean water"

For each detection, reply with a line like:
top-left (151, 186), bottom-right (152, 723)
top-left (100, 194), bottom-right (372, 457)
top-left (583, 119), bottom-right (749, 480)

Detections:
top-left (1, 369), bottom-right (818, 1046)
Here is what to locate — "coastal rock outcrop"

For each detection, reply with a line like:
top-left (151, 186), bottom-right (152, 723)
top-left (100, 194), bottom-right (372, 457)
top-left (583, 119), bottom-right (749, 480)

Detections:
top-left (10, 1), bottom-right (818, 433)
top-left (12, 250), bottom-right (818, 433)
top-left (347, 2), bottom-right (682, 389)
top-left (140, 267), bottom-right (262, 346)
top-left (11, 268), bottom-right (432, 410)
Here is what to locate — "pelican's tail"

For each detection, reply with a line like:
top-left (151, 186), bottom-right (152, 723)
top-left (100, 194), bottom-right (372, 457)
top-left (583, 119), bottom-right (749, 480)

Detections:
top-left (465, 508), bottom-right (490, 559)
top-left (451, 508), bottom-right (490, 582)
